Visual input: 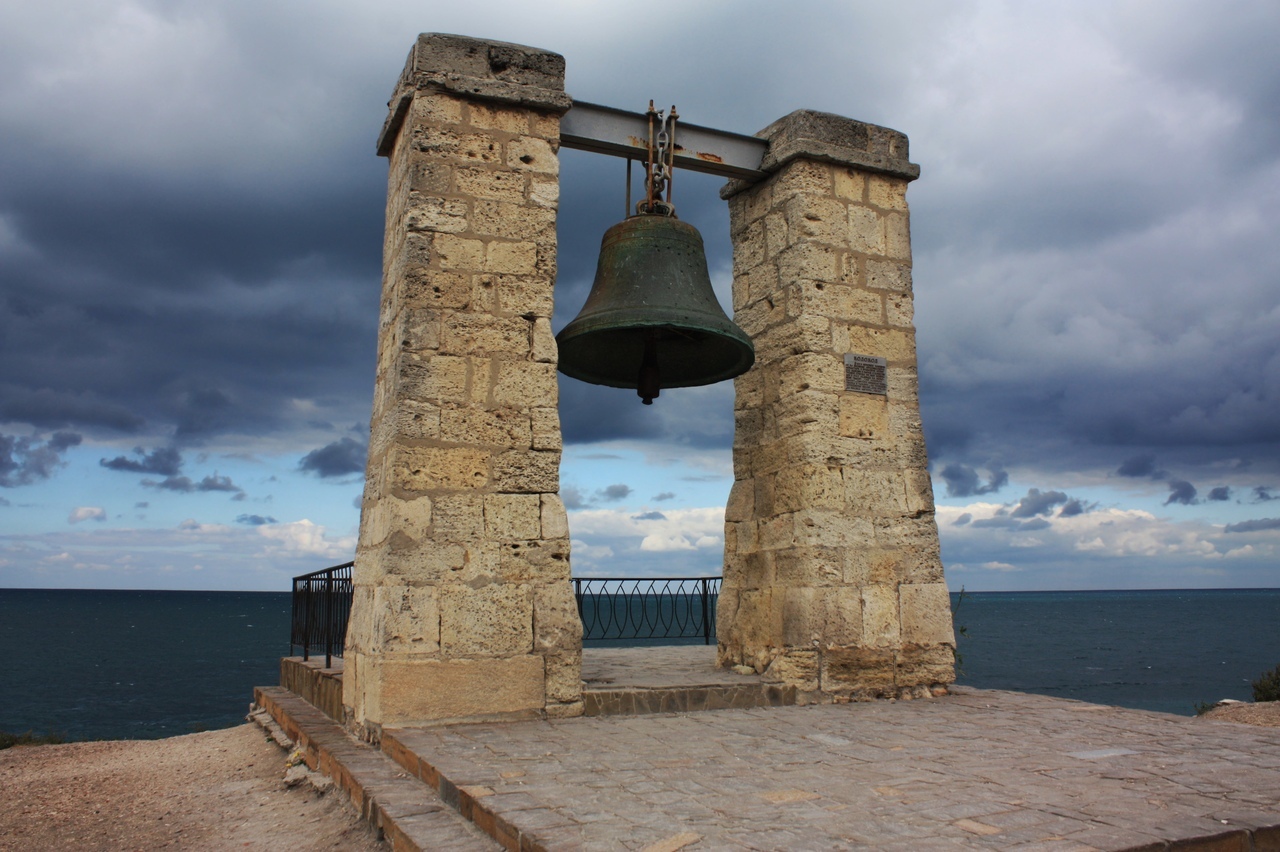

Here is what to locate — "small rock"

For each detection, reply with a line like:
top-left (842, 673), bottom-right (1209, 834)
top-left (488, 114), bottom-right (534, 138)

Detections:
top-left (732, 665), bottom-right (755, 676)
top-left (283, 764), bottom-right (310, 788)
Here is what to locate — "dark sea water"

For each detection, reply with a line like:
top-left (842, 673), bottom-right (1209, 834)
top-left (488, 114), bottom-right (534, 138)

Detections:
top-left (1, 587), bottom-right (1277, 741)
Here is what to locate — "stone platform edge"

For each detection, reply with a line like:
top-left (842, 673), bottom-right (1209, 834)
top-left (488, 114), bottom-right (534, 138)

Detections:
top-left (280, 656), bottom-right (344, 723)
top-left (253, 686), bottom-right (496, 851)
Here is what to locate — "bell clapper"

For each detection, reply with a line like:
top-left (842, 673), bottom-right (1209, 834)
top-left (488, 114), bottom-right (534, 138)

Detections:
top-left (638, 329), bottom-right (660, 405)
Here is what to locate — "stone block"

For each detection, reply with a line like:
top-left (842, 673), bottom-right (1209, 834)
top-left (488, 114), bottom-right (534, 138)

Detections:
top-left (885, 291), bottom-right (914, 328)
top-left (376, 656), bottom-right (545, 724)
top-left (429, 493), bottom-right (484, 541)
top-left (439, 583), bottom-right (533, 656)
top-left (777, 242), bottom-right (839, 283)
top-left (540, 494), bottom-right (569, 538)
top-left (836, 324), bottom-right (916, 364)
top-left (778, 353), bottom-right (843, 397)
top-left (839, 392), bottom-right (889, 440)
top-left (834, 168), bottom-right (865, 202)
top-left (543, 650), bottom-right (582, 703)
top-left (774, 546), bottom-right (843, 586)
top-left (390, 446), bottom-right (489, 493)
top-left (494, 537), bottom-right (565, 583)
top-left (724, 480), bottom-right (754, 522)
top-left (434, 234), bottom-right (485, 271)
top-left (900, 583), bottom-right (956, 646)
top-left (534, 583), bottom-right (582, 653)
top-left (781, 587), bottom-right (819, 646)
top-left (820, 647), bottom-right (895, 693)
top-left (506, 136), bottom-right (558, 174)
top-left (470, 201), bottom-right (556, 241)
top-left (492, 449), bottom-right (559, 493)
top-left (439, 313), bottom-right (529, 357)
top-left (862, 584), bottom-right (901, 647)
top-left (896, 645), bottom-right (956, 686)
top-left (360, 493), bottom-right (432, 550)
top-left (767, 159), bottom-right (833, 201)
top-left (530, 406), bottom-right (562, 450)
top-left (783, 195), bottom-right (848, 246)
top-left (867, 174), bottom-right (908, 211)
top-left (483, 493), bottom-right (542, 540)
top-left (375, 585), bottom-right (441, 653)
top-left (530, 318), bottom-right (556, 361)
top-left (866, 259), bottom-right (912, 293)
top-left (818, 586), bottom-right (864, 646)
top-left (791, 509), bottom-right (875, 549)
top-left (405, 196), bottom-right (469, 233)
top-left (401, 355), bottom-right (468, 403)
top-left (440, 404), bottom-right (531, 448)
top-left (484, 240), bottom-right (538, 274)
top-left (773, 462), bottom-right (844, 512)
top-left (763, 649), bottom-right (819, 692)
top-left (493, 361), bottom-right (558, 407)
top-left (529, 178), bottom-right (558, 208)
top-left (411, 91), bottom-right (465, 125)
top-left (455, 167), bottom-right (526, 202)
top-left (843, 469), bottom-right (911, 517)
top-left (883, 212), bottom-right (911, 260)
top-left (467, 102), bottom-right (531, 134)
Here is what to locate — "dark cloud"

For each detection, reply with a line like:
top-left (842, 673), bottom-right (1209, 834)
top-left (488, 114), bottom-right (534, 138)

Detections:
top-left (632, 511), bottom-right (667, 521)
top-left (100, 446), bottom-right (182, 476)
top-left (235, 514), bottom-right (278, 526)
top-left (1206, 486), bottom-right (1231, 501)
top-left (299, 437), bottom-right (367, 478)
top-left (1116, 454), bottom-right (1163, 479)
top-left (142, 473), bottom-right (243, 495)
top-left (600, 484), bottom-right (632, 501)
top-left (1224, 518), bottom-right (1280, 533)
top-left (562, 487), bottom-right (587, 510)
top-left (1164, 480), bottom-right (1198, 506)
top-left (1010, 489), bottom-right (1069, 518)
top-left (954, 512), bottom-right (972, 526)
top-left (653, 492), bottom-right (676, 501)
top-left (1058, 499), bottom-right (1087, 517)
top-left (939, 464), bottom-right (1008, 498)
top-left (0, 431), bottom-right (82, 487)
top-left (1254, 487), bottom-right (1276, 502)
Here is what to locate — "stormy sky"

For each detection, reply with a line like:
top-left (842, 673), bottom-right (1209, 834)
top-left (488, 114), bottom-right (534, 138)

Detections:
top-left (2, 1), bottom-right (1278, 590)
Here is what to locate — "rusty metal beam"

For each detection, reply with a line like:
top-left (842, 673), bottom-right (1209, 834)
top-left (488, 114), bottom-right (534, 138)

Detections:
top-left (561, 101), bottom-right (767, 181)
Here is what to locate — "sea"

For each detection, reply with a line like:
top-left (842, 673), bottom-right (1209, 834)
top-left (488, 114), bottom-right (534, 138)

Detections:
top-left (1, 587), bottom-right (1277, 742)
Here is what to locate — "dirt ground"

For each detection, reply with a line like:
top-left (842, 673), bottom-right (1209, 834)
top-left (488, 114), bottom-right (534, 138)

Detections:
top-left (0, 722), bottom-right (386, 851)
top-left (1200, 700), bottom-right (1280, 727)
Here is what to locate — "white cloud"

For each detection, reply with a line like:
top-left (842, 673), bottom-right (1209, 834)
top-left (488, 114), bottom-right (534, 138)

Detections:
top-left (258, 519), bottom-right (356, 558)
top-left (68, 506), bottom-right (105, 524)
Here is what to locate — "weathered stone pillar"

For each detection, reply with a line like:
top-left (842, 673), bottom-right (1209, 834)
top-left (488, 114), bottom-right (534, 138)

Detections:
top-left (344, 34), bottom-right (582, 735)
top-left (718, 111), bottom-right (955, 701)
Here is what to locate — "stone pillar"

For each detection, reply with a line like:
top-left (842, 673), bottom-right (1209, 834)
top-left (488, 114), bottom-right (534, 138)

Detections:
top-left (344, 34), bottom-right (582, 736)
top-left (718, 111), bottom-right (955, 702)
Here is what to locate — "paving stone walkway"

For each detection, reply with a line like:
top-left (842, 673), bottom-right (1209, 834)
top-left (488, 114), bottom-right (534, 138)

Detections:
top-left (384, 686), bottom-right (1280, 850)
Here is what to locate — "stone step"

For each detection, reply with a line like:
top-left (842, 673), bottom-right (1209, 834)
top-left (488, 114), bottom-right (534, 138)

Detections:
top-left (254, 686), bottom-right (497, 851)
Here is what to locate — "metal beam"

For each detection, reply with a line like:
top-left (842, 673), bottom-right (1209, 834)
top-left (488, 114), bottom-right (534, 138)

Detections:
top-left (561, 101), bottom-right (767, 182)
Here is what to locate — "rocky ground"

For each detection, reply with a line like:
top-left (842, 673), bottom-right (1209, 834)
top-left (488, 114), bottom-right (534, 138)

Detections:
top-left (0, 722), bottom-right (386, 851)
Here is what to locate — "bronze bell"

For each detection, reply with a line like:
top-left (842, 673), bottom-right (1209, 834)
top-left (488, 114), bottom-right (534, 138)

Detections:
top-left (556, 212), bottom-right (754, 404)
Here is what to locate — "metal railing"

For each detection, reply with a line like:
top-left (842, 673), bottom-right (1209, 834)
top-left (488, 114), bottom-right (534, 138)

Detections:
top-left (289, 565), bottom-right (722, 658)
top-left (290, 561), bottom-right (353, 667)
top-left (574, 577), bottom-right (720, 644)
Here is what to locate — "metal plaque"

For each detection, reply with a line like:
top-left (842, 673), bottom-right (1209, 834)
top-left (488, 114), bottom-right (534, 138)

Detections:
top-left (844, 353), bottom-right (887, 395)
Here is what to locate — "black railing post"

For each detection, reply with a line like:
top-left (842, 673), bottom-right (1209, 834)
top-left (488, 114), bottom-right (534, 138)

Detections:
top-left (701, 577), bottom-right (711, 645)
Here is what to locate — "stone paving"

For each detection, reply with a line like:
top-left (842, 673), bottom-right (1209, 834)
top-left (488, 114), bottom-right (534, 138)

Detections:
top-left (383, 686), bottom-right (1280, 850)
top-left (265, 647), bottom-right (1280, 850)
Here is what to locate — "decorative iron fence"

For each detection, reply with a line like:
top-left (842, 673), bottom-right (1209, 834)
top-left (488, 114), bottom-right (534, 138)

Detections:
top-left (574, 577), bottom-right (721, 645)
top-left (288, 567), bottom-right (722, 659)
top-left (290, 561), bottom-right (353, 667)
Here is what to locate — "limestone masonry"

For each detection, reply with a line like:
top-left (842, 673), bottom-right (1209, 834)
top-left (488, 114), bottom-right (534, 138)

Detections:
top-left (718, 111), bottom-right (955, 700)
top-left (345, 33), bottom-right (954, 731)
top-left (344, 34), bottom-right (581, 736)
